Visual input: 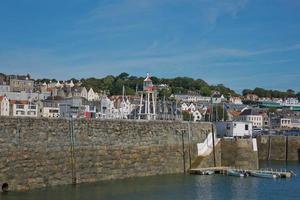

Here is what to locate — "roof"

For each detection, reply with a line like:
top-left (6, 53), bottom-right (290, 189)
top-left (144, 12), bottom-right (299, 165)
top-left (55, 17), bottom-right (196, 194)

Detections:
top-left (45, 96), bottom-right (64, 101)
top-left (246, 93), bottom-right (259, 97)
top-left (239, 109), bottom-right (263, 116)
top-left (144, 73), bottom-right (152, 82)
top-left (0, 96), bottom-right (9, 101)
top-left (72, 86), bottom-right (86, 93)
top-left (228, 110), bottom-right (241, 117)
top-left (212, 93), bottom-right (222, 98)
top-left (9, 100), bottom-right (29, 105)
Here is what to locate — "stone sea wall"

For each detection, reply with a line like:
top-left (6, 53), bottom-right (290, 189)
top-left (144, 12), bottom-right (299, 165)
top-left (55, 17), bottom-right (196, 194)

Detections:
top-left (0, 117), bottom-right (211, 191)
top-left (221, 139), bottom-right (259, 169)
top-left (257, 135), bottom-right (300, 161)
top-left (190, 138), bottom-right (259, 170)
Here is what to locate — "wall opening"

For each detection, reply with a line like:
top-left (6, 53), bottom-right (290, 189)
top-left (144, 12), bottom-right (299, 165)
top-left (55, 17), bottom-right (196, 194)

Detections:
top-left (297, 149), bottom-right (300, 162)
top-left (2, 183), bottom-right (8, 192)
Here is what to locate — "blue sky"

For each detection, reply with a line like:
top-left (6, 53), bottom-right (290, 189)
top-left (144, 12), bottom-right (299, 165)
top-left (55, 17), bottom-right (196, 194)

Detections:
top-left (0, 0), bottom-right (300, 92)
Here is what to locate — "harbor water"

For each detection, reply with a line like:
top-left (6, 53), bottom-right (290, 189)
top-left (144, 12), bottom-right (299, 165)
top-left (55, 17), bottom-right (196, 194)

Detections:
top-left (1, 161), bottom-right (299, 200)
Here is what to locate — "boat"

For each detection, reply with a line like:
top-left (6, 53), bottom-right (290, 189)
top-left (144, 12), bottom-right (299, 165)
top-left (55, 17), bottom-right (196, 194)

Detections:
top-left (250, 171), bottom-right (279, 179)
top-left (227, 169), bottom-right (245, 177)
top-left (203, 170), bottom-right (214, 175)
top-left (200, 170), bottom-right (214, 175)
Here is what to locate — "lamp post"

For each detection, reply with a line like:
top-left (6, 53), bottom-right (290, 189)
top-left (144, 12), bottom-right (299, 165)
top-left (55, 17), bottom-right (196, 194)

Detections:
top-left (211, 96), bottom-right (216, 167)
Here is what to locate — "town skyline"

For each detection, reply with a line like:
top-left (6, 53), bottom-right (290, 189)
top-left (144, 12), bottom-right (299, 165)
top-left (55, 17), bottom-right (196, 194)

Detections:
top-left (1, 71), bottom-right (299, 97)
top-left (1, 0), bottom-right (300, 92)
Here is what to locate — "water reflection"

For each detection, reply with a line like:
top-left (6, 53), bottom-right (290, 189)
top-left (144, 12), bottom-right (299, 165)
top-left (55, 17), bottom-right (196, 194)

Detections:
top-left (1, 162), bottom-right (300, 200)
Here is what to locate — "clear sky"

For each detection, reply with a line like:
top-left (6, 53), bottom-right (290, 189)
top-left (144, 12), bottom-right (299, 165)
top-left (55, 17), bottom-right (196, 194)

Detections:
top-left (0, 0), bottom-right (300, 92)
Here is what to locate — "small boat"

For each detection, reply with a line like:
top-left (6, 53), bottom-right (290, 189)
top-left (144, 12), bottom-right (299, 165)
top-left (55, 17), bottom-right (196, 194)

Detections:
top-left (203, 170), bottom-right (214, 175)
top-left (199, 170), bottom-right (214, 175)
top-left (227, 169), bottom-right (245, 177)
top-left (250, 171), bottom-right (279, 179)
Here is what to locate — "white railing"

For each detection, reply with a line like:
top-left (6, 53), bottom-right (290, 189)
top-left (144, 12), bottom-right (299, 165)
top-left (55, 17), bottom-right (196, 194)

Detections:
top-left (197, 133), bottom-right (220, 156)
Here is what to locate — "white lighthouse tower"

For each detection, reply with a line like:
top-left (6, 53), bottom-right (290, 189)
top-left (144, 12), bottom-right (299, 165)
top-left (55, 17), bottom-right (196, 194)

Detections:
top-left (138, 73), bottom-right (157, 120)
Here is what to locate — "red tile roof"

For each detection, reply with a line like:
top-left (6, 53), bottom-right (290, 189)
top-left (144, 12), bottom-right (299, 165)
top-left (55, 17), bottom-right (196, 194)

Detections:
top-left (228, 111), bottom-right (241, 117)
top-left (9, 100), bottom-right (29, 105)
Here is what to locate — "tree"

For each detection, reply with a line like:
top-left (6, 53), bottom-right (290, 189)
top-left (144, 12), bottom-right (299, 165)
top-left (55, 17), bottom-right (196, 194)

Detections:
top-left (117, 72), bottom-right (129, 80)
top-left (296, 92), bottom-right (300, 100)
top-left (287, 89), bottom-right (295, 97)
top-left (212, 105), bottom-right (228, 121)
top-left (253, 87), bottom-right (267, 97)
top-left (268, 108), bottom-right (277, 113)
top-left (182, 111), bottom-right (193, 121)
top-left (242, 89), bottom-right (253, 96)
top-left (70, 78), bottom-right (79, 83)
top-left (158, 88), bottom-right (172, 99)
top-left (201, 86), bottom-right (212, 96)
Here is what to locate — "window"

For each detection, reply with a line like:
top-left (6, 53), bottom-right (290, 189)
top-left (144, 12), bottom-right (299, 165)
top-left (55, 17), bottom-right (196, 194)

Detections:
top-left (245, 124), bottom-right (249, 130)
top-left (28, 105), bottom-right (36, 109)
top-left (17, 111), bottom-right (25, 115)
top-left (49, 109), bottom-right (59, 113)
top-left (16, 104), bottom-right (24, 109)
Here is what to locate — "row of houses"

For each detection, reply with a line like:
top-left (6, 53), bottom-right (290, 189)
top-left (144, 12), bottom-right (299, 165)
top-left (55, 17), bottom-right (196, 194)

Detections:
top-left (0, 95), bottom-right (135, 119)
top-left (0, 73), bottom-right (34, 92)
top-left (0, 96), bottom-right (38, 117)
top-left (171, 92), bottom-right (227, 104)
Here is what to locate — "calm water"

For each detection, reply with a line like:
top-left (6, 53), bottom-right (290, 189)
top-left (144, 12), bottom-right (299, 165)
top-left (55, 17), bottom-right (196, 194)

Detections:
top-left (1, 161), bottom-right (300, 200)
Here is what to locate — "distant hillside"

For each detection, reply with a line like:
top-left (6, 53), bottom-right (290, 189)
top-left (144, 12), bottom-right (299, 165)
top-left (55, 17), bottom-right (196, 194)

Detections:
top-left (29, 72), bottom-right (300, 100)
top-left (34, 72), bottom-right (238, 98)
top-left (78, 72), bottom-right (239, 98)
top-left (243, 88), bottom-right (300, 99)
top-left (30, 72), bottom-right (300, 99)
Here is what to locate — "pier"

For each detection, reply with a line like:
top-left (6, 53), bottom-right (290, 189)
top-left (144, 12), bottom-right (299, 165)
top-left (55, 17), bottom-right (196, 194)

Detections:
top-left (189, 167), bottom-right (295, 178)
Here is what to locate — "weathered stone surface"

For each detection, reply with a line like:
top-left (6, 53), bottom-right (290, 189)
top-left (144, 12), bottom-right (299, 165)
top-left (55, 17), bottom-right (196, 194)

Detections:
top-left (257, 135), bottom-right (300, 161)
top-left (221, 138), bottom-right (259, 169)
top-left (0, 117), bottom-right (211, 191)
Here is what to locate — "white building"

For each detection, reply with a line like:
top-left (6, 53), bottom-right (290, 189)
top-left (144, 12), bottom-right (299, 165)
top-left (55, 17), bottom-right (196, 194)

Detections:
top-left (42, 107), bottom-right (60, 118)
top-left (72, 87), bottom-right (88, 100)
top-left (211, 93), bottom-right (225, 104)
top-left (55, 81), bottom-right (63, 88)
top-left (283, 98), bottom-right (299, 106)
top-left (0, 96), bottom-right (10, 116)
top-left (238, 108), bottom-right (264, 128)
top-left (98, 96), bottom-right (115, 119)
top-left (280, 118), bottom-right (300, 129)
top-left (0, 85), bottom-right (10, 92)
top-left (229, 97), bottom-right (243, 105)
top-left (188, 103), bottom-right (196, 112)
top-left (66, 80), bottom-right (75, 88)
top-left (193, 110), bottom-right (202, 122)
top-left (12, 101), bottom-right (38, 117)
top-left (181, 103), bottom-right (189, 111)
top-left (217, 121), bottom-right (253, 137)
top-left (0, 91), bottom-right (51, 101)
top-left (119, 99), bottom-right (133, 119)
top-left (87, 88), bottom-right (99, 101)
top-left (172, 94), bottom-right (211, 103)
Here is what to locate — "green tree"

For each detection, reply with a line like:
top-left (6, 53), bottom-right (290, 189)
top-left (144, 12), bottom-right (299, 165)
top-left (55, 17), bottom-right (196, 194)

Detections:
top-left (212, 105), bottom-right (228, 121)
top-left (242, 89), bottom-right (253, 96)
top-left (182, 111), bottom-right (193, 121)
top-left (117, 72), bottom-right (129, 80)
